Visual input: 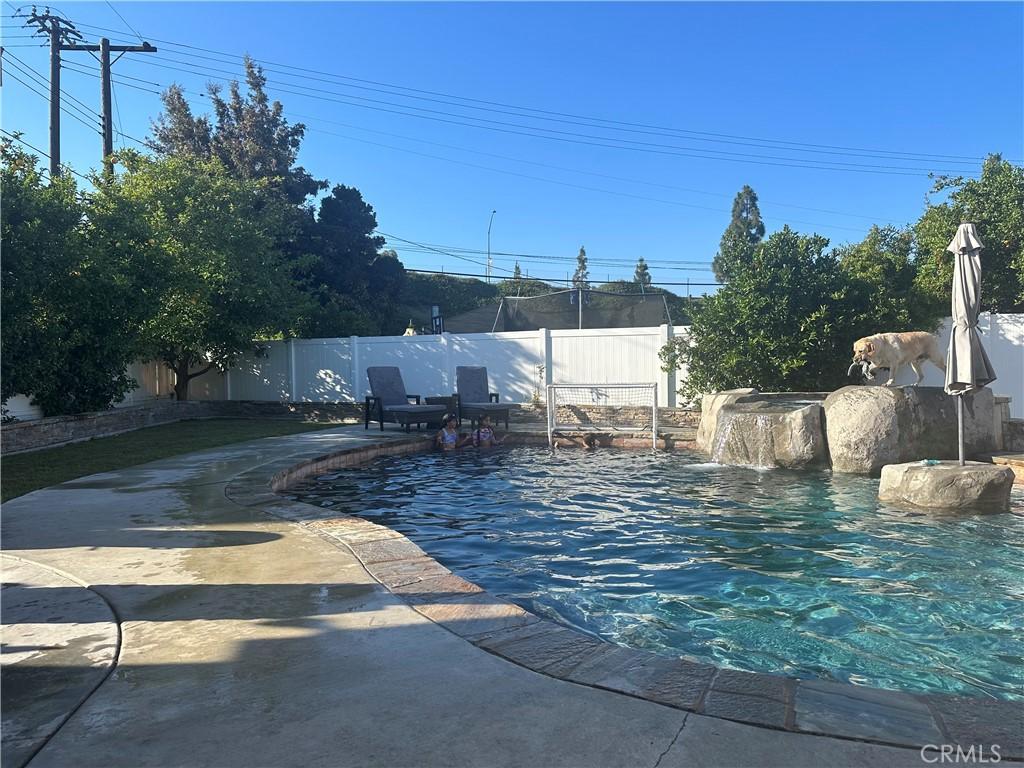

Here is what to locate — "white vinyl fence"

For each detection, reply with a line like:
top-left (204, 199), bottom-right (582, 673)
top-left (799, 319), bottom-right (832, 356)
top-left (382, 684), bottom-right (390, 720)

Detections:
top-left (225, 326), bottom-right (684, 408)
top-left (7, 315), bottom-right (1024, 420)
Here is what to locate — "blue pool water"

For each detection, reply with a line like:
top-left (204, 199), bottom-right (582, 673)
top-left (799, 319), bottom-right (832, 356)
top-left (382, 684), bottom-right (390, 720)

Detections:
top-left (289, 447), bottom-right (1024, 700)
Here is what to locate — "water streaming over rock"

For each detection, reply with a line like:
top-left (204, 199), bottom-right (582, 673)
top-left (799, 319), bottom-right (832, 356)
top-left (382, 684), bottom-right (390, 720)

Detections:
top-left (709, 401), bottom-right (827, 469)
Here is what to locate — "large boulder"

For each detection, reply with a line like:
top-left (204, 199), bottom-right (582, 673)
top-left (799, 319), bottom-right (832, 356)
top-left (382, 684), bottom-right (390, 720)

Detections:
top-left (879, 461), bottom-right (1014, 512)
top-left (825, 386), bottom-right (995, 475)
top-left (696, 388), bottom-right (758, 453)
top-left (711, 400), bottom-right (827, 469)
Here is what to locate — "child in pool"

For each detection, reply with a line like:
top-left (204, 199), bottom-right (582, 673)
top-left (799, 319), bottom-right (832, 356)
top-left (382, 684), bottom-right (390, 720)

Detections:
top-left (472, 415), bottom-right (504, 448)
top-left (435, 415), bottom-right (468, 451)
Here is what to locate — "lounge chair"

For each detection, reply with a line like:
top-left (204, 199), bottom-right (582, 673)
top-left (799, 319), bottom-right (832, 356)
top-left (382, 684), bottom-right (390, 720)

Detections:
top-left (365, 366), bottom-right (448, 432)
top-left (456, 366), bottom-right (510, 429)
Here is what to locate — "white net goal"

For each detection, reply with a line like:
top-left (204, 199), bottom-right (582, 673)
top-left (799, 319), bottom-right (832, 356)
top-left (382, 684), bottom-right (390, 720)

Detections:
top-left (546, 383), bottom-right (658, 449)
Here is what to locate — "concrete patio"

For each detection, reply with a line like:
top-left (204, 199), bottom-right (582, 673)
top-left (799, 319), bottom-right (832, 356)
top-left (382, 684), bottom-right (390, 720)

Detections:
top-left (0, 426), bottom-right (968, 767)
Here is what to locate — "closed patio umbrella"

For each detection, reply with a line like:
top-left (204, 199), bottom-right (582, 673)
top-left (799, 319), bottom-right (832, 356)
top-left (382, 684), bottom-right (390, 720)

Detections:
top-left (944, 222), bottom-right (996, 465)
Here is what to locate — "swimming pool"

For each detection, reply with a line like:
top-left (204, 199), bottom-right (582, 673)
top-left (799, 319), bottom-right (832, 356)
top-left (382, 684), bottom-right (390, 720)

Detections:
top-left (288, 447), bottom-right (1024, 700)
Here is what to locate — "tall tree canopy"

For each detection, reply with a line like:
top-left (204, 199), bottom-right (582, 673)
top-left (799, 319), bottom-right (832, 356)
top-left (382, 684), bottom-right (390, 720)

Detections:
top-left (295, 185), bottom-right (406, 337)
top-left (150, 59), bottom-right (404, 336)
top-left (573, 246), bottom-right (590, 290)
top-left (1, 140), bottom-right (147, 416)
top-left (633, 257), bottom-right (652, 288)
top-left (913, 155), bottom-right (1023, 314)
top-left (151, 58), bottom-right (325, 204)
top-left (90, 151), bottom-right (308, 400)
top-left (713, 185), bottom-right (766, 283)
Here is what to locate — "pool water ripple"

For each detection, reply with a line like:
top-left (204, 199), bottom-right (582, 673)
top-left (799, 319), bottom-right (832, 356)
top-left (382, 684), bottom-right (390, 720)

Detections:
top-left (289, 447), bottom-right (1024, 700)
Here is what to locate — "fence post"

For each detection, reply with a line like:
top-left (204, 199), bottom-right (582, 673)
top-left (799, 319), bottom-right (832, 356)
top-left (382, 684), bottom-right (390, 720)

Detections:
top-left (350, 336), bottom-right (360, 403)
top-left (288, 339), bottom-right (298, 403)
top-left (442, 332), bottom-right (454, 394)
top-left (660, 324), bottom-right (675, 408)
top-left (540, 328), bottom-right (553, 394)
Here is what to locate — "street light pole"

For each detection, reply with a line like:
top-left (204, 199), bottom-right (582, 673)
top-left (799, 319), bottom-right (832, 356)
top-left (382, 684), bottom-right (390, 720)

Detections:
top-left (487, 210), bottom-right (497, 283)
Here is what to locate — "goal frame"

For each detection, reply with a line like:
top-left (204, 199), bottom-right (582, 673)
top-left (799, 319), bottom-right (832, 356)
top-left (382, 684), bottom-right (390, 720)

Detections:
top-left (546, 382), bottom-right (658, 450)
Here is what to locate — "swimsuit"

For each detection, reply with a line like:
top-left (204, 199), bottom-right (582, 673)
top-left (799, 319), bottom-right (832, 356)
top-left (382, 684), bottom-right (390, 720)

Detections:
top-left (440, 428), bottom-right (458, 449)
top-left (475, 427), bottom-right (495, 445)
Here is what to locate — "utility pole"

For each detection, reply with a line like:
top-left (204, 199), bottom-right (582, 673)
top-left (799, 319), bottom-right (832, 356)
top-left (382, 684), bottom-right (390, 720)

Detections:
top-left (22, 10), bottom-right (155, 176)
top-left (63, 36), bottom-right (157, 173)
top-left (48, 23), bottom-right (60, 175)
top-left (100, 37), bottom-right (112, 164)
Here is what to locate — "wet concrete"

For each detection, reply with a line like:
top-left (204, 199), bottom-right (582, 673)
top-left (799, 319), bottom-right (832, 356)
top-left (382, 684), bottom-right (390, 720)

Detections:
top-left (2, 426), bottom-right (924, 767)
top-left (1, 557), bottom-right (119, 768)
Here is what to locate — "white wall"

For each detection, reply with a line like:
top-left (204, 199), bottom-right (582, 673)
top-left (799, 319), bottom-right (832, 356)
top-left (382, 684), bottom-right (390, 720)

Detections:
top-left (448, 331), bottom-right (544, 404)
top-left (888, 314), bottom-right (1024, 417)
top-left (292, 338), bottom-right (354, 402)
top-left (227, 342), bottom-right (291, 402)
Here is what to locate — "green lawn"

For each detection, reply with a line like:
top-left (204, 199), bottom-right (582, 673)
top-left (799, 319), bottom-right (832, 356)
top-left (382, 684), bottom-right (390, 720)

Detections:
top-left (1, 418), bottom-right (344, 502)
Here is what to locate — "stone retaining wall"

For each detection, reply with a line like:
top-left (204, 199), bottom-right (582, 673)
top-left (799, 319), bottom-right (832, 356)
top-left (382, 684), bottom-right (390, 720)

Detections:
top-left (1, 400), bottom-right (217, 455)
top-left (1006, 419), bottom-right (1024, 452)
top-left (515, 403), bottom-right (699, 427)
top-left (2, 400), bottom-right (698, 456)
top-left (1, 400), bottom-right (366, 455)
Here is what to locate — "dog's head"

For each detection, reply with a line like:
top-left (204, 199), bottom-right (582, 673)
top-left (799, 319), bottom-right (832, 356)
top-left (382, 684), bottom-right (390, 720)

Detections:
top-left (852, 338), bottom-right (874, 363)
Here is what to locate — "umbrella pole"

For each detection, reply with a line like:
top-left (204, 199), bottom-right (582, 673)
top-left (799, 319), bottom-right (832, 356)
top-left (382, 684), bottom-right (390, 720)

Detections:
top-left (957, 395), bottom-right (965, 466)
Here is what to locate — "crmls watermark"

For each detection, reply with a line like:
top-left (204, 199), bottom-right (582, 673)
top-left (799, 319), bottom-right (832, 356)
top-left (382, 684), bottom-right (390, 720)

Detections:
top-left (920, 745), bottom-right (1002, 763)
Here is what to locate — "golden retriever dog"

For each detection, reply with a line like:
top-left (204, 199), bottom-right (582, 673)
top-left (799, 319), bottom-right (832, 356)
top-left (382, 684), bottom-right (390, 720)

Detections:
top-left (852, 331), bottom-right (946, 386)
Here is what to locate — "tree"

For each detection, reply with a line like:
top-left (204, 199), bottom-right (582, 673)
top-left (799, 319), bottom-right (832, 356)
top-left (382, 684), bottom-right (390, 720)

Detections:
top-left (633, 257), bottom-right (652, 288)
top-left (913, 155), bottom-right (1023, 313)
top-left (1, 140), bottom-right (145, 416)
top-left (836, 225), bottom-right (941, 332)
top-left (573, 245), bottom-right (590, 290)
top-left (151, 58), bottom-right (325, 205)
top-left (712, 185), bottom-right (765, 282)
top-left (662, 226), bottom-right (876, 400)
top-left (148, 85), bottom-right (211, 158)
top-left (512, 261), bottom-right (522, 281)
top-left (90, 151), bottom-right (308, 400)
top-left (296, 185), bottom-right (403, 337)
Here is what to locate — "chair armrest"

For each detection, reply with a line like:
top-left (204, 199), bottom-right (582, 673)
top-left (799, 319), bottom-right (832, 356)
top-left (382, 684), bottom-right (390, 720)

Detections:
top-left (489, 393), bottom-right (500, 403)
top-left (407, 395), bottom-right (421, 404)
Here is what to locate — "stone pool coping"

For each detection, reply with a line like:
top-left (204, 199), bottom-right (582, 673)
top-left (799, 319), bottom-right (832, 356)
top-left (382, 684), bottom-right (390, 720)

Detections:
top-left (224, 430), bottom-right (1023, 759)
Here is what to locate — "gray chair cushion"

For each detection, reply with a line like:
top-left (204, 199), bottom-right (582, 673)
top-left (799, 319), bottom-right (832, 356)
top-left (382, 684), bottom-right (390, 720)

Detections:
top-left (460, 402), bottom-right (507, 413)
top-left (456, 366), bottom-right (490, 404)
top-left (384, 404), bottom-right (447, 415)
top-left (367, 366), bottom-right (409, 407)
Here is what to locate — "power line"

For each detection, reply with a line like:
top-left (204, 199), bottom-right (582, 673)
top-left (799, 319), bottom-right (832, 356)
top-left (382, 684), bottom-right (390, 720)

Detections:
top-left (58, 60), bottom-right (893, 226)
top-left (404, 267), bottom-right (721, 288)
top-left (103, 0), bottom-right (143, 43)
top-left (3, 49), bottom-right (100, 122)
top-left (4, 68), bottom-right (102, 133)
top-left (33, 21), bottom-right (965, 174)
top-left (55, 16), bottom-right (984, 164)
top-left (397, 247), bottom-right (715, 273)
top-left (414, 242), bottom-right (713, 267)
top-left (118, 51), bottom-right (961, 176)
top-left (376, 231), bottom-right (516, 275)
top-left (305, 123), bottom-right (872, 233)
top-left (0, 127), bottom-right (90, 179)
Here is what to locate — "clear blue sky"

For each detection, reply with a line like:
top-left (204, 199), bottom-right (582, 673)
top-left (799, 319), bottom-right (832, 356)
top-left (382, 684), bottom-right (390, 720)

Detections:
top-left (3, 2), bottom-right (1022, 293)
